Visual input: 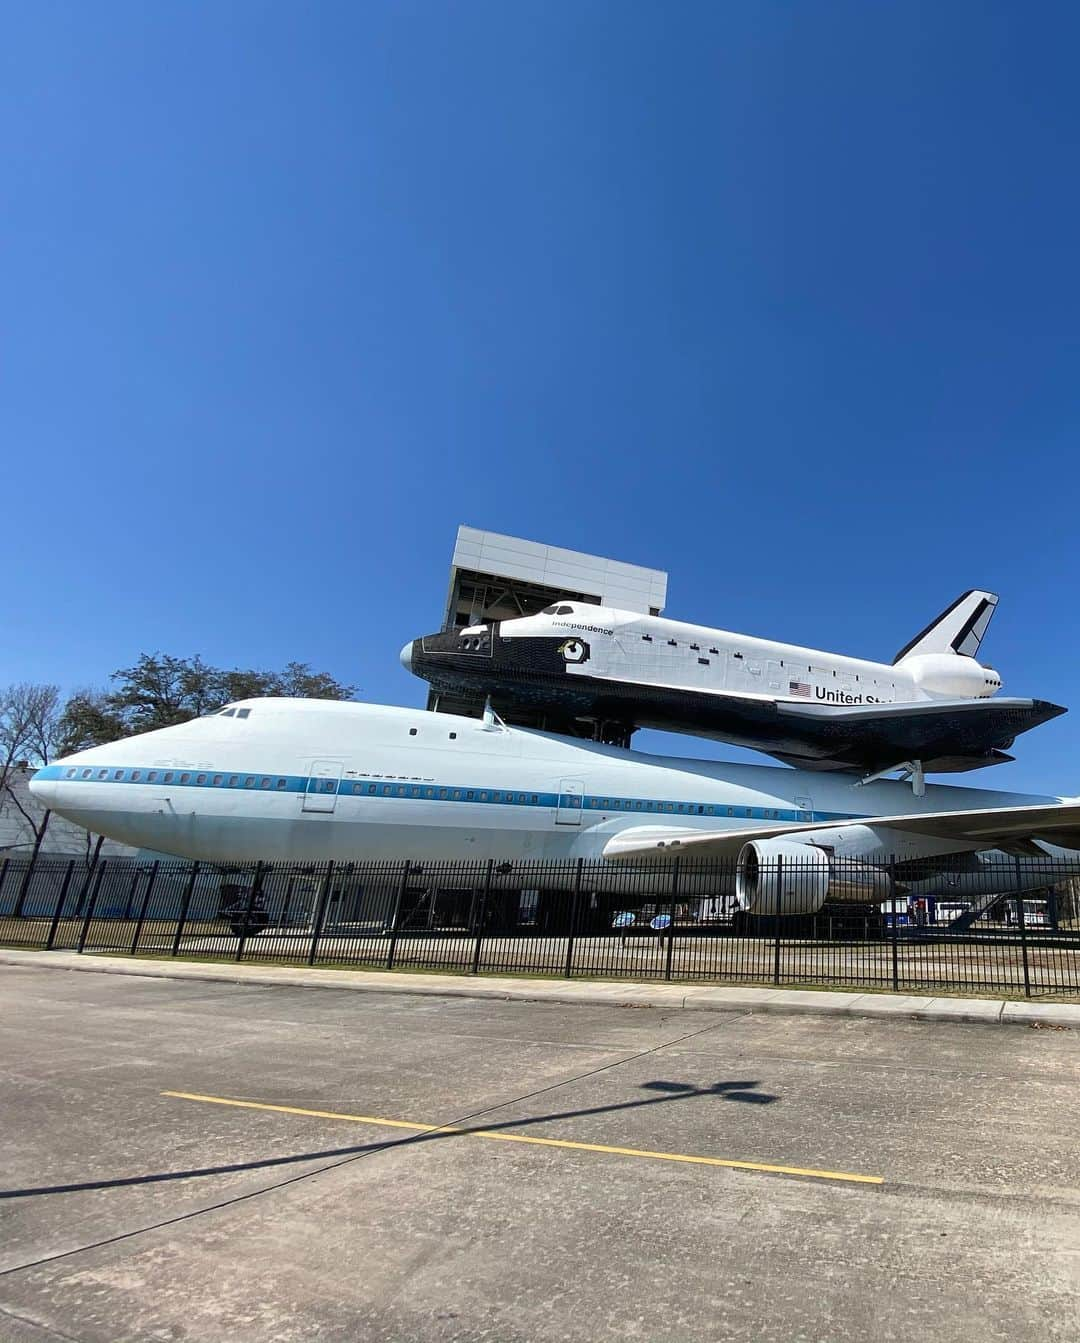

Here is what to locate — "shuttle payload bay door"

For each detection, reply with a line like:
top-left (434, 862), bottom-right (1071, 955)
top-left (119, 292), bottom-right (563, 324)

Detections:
top-left (556, 779), bottom-right (584, 825)
top-left (303, 760), bottom-right (344, 813)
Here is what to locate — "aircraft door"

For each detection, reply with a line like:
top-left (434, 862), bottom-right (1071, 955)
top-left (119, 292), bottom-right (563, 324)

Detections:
top-left (794, 795), bottom-right (814, 822)
top-left (556, 779), bottom-right (584, 825)
top-left (303, 760), bottom-right (344, 813)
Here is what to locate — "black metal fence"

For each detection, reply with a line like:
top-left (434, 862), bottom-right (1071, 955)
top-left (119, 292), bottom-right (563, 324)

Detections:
top-left (1, 850), bottom-right (1078, 997)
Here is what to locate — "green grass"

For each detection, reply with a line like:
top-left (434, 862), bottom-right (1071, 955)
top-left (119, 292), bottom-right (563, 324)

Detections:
top-left (4, 939), bottom-right (1078, 1004)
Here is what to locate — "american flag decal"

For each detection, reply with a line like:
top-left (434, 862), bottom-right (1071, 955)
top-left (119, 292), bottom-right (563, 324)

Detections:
top-left (789, 680), bottom-right (811, 699)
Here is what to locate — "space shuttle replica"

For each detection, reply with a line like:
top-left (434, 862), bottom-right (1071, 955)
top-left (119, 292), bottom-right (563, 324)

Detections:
top-left (402, 589), bottom-right (1064, 790)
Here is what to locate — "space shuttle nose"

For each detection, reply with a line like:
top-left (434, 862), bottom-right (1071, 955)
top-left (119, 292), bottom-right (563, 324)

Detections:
top-left (399, 641), bottom-right (414, 672)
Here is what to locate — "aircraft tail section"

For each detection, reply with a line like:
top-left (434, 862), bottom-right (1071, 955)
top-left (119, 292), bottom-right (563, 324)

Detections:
top-left (893, 590), bottom-right (999, 664)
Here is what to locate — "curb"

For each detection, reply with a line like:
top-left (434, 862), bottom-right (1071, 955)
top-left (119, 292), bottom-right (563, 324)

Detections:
top-left (2, 948), bottom-right (1078, 1027)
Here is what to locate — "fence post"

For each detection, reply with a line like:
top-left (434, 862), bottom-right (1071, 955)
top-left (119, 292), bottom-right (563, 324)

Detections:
top-left (773, 855), bottom-right (783, 986)
top-left (13, 812), bottom-right (50, 918)
top-left (664, 858), bottom-right (680, 981)
top-left (121, 866), bottom-right (140, 920)
top-left (385, 861), bottom-right (411, 970)
top-left (0, 857), bottom-right (8, 909)
top-left (1014, 856), bottom-right (1031, 998)
top-left (76, 859), bottom-right (108, 953)
top-left (471, 860), bottom-right (494, 975)
top-left (129, 862), bottom-right (159, 955)
top-left (46, 860), bottom-right (76, 950)
top-left (564, 858), bottom-right (584, 978)
top-left (306, 861), bottom-right (335, 966)
top-left (280, 877), bottom-right (297, 928)
top-left (170, 862), bottom-right (201, 957)
top-left (889, 858), bottom-right (900, 992)
top-left (235, 863), bottom-right (264, 963)
top-left (74, 835), bottom-right (105, 915)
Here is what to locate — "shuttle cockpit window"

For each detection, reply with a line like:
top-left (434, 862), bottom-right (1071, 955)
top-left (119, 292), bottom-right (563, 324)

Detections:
top-left (541, 603), bottom-right (577, 615)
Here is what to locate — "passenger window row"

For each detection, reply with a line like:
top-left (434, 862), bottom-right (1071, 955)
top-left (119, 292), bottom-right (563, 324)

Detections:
top-left (68, 767), bottom-right (286, 789)
top-left (358, 783), bottom-right (541, 803)
top-left (65, 768), bottom-right (788, 821)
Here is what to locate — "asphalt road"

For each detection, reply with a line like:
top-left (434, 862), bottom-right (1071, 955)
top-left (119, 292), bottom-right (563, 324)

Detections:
top-left (1, 966), bottom-right (1078, 1342)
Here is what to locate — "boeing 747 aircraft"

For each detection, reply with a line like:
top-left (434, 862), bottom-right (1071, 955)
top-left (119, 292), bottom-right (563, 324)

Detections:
top-left (403, 590), bottom-right (1064, 785)
top-left (30, 698), bottom-right (1080, 914)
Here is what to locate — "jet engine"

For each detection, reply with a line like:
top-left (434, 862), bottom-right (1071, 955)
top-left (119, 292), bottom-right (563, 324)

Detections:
top-left (735, 838), bottom-right (890, 914)
top-left (898, 652), bottom-right (1001, 699)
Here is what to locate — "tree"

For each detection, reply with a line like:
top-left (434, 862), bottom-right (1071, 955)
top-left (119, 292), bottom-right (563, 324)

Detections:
top-left (0, 683), bottom-right (63, 870)
top-left (54, 654), bottom-right (358, 750)
top-left (0, 683), bottom-right (62, 794)
top-left (57, 691), bottom-right (127, 756)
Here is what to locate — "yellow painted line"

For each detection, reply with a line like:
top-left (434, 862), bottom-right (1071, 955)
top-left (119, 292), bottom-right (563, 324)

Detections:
top-left (161, 1090), bottom-right (883, 1186)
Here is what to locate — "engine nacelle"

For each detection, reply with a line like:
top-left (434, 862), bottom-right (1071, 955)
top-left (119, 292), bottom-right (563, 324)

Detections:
top-left (735, 838), bottom-right (891, 914)
top-left (736, 840), bottom-right (830, 915)
top-left (898, 652), bottom-right (1001, 699)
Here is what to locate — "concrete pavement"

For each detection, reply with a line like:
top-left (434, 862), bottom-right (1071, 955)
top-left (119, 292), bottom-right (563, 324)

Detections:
top-left (2, 964), bottom-right (1079, 1341)
top-left (2, 946), bottom-right (1078, 1026)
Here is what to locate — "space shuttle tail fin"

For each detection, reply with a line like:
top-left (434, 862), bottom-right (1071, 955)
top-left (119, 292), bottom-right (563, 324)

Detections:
top-left (893, 590), bottom-right (999, 664)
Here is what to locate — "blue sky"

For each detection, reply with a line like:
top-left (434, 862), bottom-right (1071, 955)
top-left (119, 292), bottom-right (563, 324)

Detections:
top-left (2, 1), bottom-right (1078, 793)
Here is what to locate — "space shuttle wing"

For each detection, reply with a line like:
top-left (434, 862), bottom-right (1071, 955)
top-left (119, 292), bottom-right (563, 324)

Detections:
top-left (768, 696), bottom-right (1065, 772)
top-left (602, 800), bottom-right (1080, 862)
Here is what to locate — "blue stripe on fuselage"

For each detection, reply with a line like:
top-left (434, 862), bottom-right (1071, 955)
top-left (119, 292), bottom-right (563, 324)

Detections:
top-left (31, 763), bottom-right (857, 824)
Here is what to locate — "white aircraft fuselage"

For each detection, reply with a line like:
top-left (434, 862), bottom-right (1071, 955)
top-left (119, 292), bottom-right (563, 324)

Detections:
top-left (30, 699), bottom-right (1070, 905)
